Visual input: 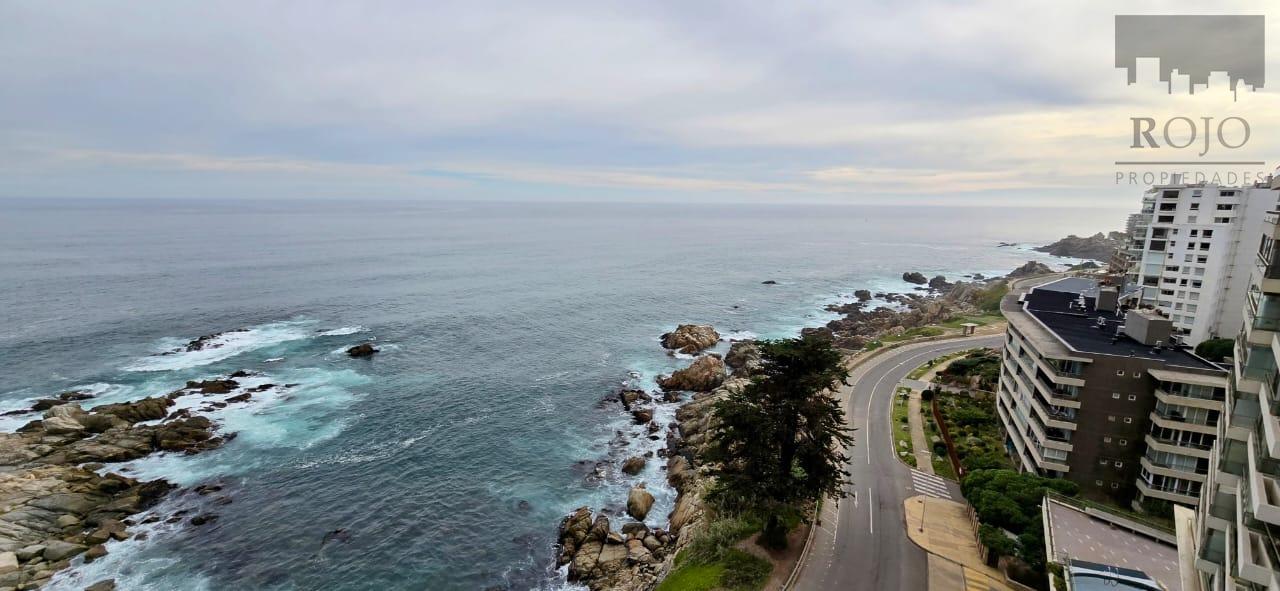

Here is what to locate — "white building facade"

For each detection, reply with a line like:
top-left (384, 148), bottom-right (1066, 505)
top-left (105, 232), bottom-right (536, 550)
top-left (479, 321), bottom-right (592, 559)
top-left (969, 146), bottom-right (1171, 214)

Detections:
top-left (1124, 182), bottom-right (1280, 346)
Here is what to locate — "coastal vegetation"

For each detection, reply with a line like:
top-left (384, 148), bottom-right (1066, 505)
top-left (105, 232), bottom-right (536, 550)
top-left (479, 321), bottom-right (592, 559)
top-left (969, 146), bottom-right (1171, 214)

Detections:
top-left (934, 349), bottom-right (1000, 391)
top-left (706, 334), bottom-right (853, 549)
top-left (927, 388), bottom-right (1012, 475)
top-left (961, 470), bottom-right (1079, 588)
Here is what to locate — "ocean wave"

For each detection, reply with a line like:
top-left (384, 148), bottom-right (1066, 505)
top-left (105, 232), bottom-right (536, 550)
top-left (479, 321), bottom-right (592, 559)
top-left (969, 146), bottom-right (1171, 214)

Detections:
top-left (124, 322), bottom-right (316, 372)
top-left (106, 368), bottom-right (370, 485)
top-left (317, 326), bottom-right (366, 337)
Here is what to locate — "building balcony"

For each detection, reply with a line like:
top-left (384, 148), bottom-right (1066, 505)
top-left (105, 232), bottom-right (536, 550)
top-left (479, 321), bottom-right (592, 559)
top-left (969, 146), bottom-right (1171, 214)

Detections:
top-left (1028, 414), bottom-right (1074, 452)
top-left (1030, 393), bottom-right (1077, 431)
top-left (1136, 478), bottom-right (1199, 505)
top-left (1260, 379), bottom-right (1280, 460)
top-left (1154, 387), bottom-right (1225, 412)
top-left (1149, 410), bottom-right (1218, 436)
top-left (1235, 487), bottom-right (1280, 588)
top-left (1246, 434), bottom-right (1280, 527)
top-left (1146, 433), bottom-right (1213, 459)
top-left (1141, 455), bottom-right (1207, 483)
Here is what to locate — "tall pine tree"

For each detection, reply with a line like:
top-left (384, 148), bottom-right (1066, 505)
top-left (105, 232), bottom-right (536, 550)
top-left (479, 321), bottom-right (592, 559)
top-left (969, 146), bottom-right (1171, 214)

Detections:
top-left (706, 333), bottom-right (854, 548)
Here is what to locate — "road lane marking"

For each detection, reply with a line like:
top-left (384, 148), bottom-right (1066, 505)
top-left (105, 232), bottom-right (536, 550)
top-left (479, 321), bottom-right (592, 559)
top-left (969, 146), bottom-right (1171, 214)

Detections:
top-left (910, 469), bottom-right (954, 499)
top-left (866, 356), bottom-right (917, 464)
top-left (868, 486), bottom-right (874, 534)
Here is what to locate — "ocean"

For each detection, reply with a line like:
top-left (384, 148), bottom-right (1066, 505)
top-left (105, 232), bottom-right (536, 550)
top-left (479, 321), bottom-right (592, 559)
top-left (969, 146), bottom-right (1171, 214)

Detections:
top-left (0, 198), bottom-right (1124, 590)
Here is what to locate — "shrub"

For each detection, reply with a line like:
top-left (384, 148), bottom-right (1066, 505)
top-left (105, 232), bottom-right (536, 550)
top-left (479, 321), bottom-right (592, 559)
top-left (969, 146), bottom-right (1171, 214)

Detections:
top-left (719, 549), bottom-right (771, 589)
top-left (921, 389), bottom-right (935, 402)
top-left (1195, 338), bottom-right (1233, 362)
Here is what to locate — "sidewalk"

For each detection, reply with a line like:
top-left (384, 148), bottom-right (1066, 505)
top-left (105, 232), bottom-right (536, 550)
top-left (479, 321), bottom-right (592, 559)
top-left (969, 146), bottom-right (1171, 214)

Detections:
top-left (903, 495), bottom-right (1015, 591)
top-left (907, 390), bottom-right (933, 474)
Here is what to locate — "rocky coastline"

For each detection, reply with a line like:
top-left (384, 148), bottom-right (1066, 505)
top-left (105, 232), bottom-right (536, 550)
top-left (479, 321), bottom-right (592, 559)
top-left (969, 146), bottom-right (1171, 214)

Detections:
top-left (551, 258), bottom-right (1069, 590)
top-left (0, 367), bottom-right (290, 591)
top-left (555, 326), bottom-right (758, 590)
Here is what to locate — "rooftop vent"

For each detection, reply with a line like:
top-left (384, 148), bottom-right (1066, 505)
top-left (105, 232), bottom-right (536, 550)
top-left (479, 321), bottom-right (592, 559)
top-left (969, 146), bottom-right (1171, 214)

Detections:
top-left (1097, 287), bottom-right (1119, 313)
top-left (1125, 309), bottom-right (1173, 346)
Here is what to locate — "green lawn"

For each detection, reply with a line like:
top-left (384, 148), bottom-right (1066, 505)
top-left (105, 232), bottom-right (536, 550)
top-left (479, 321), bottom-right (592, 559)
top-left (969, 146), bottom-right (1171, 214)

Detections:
top-left (939, 314), bottom-right (1005, 328)
top-left (890, 387), bottom-right (916, 468)
top-left (657, 562), bottom-right (725, 591)
top-left (881, 326), bottom-right (945, 343)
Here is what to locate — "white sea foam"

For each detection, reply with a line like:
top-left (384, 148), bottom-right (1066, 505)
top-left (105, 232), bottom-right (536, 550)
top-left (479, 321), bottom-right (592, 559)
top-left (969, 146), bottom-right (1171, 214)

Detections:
top-left (722, 330), bottom-right (757, 341)
top-left (317, 326), bottom-right (365, 337)
top-left (104, 368), bottom-right (369, 485)
top-left (124, 322), bottom-right (315, 372)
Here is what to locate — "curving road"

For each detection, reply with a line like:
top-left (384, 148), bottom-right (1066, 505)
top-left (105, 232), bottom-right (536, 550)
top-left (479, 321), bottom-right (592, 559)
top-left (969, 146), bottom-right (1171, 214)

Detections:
top-left (792, 335), bottom-right (1003, 591)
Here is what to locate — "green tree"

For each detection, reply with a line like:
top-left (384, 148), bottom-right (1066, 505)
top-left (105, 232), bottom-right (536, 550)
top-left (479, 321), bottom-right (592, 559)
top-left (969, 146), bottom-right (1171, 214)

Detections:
top-left (707, 333), bottom-right (854, 548)
top-left (1195, 338), bottom-right (1234, 362)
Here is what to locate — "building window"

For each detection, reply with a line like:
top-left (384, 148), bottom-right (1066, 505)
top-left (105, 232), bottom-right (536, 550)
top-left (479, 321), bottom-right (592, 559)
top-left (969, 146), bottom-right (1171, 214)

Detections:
top-left (1128, 394), bottom-right (1138, 400)
top-left (1115, 461), bottom-right (1124, 467)
top-left (1103, 436), bottom-right (1112, 443)
top-left (1112, 392), bottom-right (1121, 399)
top-left (1111, 483), bottom-right (1120, 489)
top-left (1124, 417), bottom-right (1133, 424)
top-left (1119, 439), bottom-right (1128, 446)
top-left (1095, 480), bottom-right (1104, 486)
top-left (1108, 415), bottom-right (1116, 422)
top-left (1116, 370), bottom-right (1125, 376)
top-left (1188, 216), bottom-right (1198, 223)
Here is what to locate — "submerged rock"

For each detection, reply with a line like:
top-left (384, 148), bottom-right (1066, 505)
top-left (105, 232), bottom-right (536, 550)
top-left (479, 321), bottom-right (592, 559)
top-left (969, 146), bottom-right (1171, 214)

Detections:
top-left (347, 343), bottom-right (379, 358)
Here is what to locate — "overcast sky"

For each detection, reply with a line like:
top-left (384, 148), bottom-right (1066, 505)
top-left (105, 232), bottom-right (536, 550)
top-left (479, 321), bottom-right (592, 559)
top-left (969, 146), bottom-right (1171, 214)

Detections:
top-left (2, 1), bottom-right (1278, 207)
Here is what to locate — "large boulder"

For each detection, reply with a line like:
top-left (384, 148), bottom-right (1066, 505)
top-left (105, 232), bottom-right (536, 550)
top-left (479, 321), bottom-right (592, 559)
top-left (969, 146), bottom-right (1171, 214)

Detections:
top-left (659, 325), bottom-right (720, 354)
top-left (854, 289), bottom-right (872, 301)
top-left (621, 456), bottom-right (646, 476)
top-left (724, 341), bottom-right (762, 376)
top-left (657, 355), bottom-right (726, 392)
top-left (626, 486), bottom-right (655, 521)
top-left (902, 271), bottom-right (928, 285)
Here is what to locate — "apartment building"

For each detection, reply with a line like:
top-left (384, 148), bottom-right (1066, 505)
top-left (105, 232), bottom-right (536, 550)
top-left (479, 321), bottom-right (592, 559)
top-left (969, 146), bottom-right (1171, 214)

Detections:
top-left (1122, 180), bottom-right (1280, 346)
top-left (1182, 210), bottom-right (1280, 591)
top-left (997, 278), bottom-right (1227, 507)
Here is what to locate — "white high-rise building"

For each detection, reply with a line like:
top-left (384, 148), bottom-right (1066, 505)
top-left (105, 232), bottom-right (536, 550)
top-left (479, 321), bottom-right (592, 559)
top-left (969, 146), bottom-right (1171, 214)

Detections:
top-left (1125, 181), bottom-right (1280, 346)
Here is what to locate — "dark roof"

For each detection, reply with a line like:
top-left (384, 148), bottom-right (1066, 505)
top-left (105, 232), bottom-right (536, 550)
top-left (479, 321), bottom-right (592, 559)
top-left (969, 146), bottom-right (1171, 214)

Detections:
top-left (1023, 284), bottom-right (1222, 371)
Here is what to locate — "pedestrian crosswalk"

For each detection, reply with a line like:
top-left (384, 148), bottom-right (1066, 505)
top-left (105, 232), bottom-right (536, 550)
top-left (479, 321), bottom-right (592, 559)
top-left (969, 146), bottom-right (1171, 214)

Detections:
top-left (910, 469), bottom-right (953, 500)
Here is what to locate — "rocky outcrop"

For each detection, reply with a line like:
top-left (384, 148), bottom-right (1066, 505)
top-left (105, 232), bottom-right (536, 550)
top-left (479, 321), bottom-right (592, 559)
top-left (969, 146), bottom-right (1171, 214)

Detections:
top-left (854, 289), bottom-right (872, 301)
top-left (1033, 231), bottom-right (1124, 261)
top-left (1006, 260), bottom-right (1054, 279)
top-left (556, 506), bottom-right (674, 591)
top-left (0, 375), bottom-right (242, 588)
top-left (347, 343), bottom-right (378, 358)
top-left (657, 355), bottom-right (726, 392)
top-left (902, 271), bottom-right (928, 285)
top-left (659, 325), bottom-right (720, 354)
top-left (928, 275), bottom-right (952, 291)
top-left (724, 341), bottom-right (762, 377)
top-left (621, 456), bottom-right (646, 476)
top-left (617, 390), bottom-right (651, 411)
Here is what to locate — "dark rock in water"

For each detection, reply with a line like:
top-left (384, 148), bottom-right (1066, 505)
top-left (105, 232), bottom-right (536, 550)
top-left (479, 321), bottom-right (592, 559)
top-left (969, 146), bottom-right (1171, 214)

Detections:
top-left (761, 280), bottom-right (777, 285)
top-left (184, 379), bottom-right (239, 394)
top-left (225, 393), bottom-right (252, 404)
top-left (902, 271), bottom-right (928, 285)
top-left (347, 343), bottom-right (378, 358)
top-left (516, 500), bottom-right (532, 512)
top-left (854, 289), bottom-right (872, 301)
top-left (86, 580), bottom-right (116, 591)
top-left (631, 409), bottom-right (653, 424)
top-left (617, 389), bottom-right (651, 411)
top-left (190, 513), bottom-right (219, 526)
